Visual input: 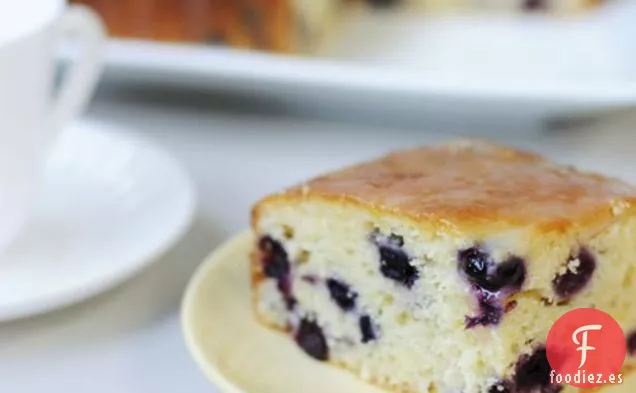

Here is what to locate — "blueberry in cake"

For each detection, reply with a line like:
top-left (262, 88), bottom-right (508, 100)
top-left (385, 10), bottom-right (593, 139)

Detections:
top-left (251, 140), bottom-right (636, 393)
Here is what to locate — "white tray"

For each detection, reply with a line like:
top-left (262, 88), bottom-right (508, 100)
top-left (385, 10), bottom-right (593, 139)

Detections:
top-left (89, 0), bottom-right (636, 120)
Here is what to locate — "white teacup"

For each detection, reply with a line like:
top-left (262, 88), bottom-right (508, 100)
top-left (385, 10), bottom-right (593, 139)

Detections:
top-left (0, 0), bottom-right (106, 252)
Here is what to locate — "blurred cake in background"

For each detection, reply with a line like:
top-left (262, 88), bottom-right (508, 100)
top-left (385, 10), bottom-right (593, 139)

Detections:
top-left (394, 0), bottom-right (604, 13)
top-left (69, 0), bottom-right (605, 52)
top-left (69, 0), bottom-right (340, 52)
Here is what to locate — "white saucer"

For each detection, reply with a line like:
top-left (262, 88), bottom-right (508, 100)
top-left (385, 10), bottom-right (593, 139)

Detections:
top-left (181, 231), bottom-right (385, 393)
top-left (0, 120), bottom-right (196, 321)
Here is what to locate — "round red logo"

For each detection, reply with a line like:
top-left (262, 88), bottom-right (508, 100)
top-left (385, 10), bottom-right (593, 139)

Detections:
top-left (546, 308), bottom-right (626, 388)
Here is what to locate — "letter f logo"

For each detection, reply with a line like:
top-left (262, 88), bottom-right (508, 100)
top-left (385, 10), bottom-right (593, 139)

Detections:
top-left (572, 324), bottom-right (603, 368)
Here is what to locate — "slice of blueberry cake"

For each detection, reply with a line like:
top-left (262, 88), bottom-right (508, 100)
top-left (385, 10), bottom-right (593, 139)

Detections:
top-left (251, 140), bottom-right (636, 393)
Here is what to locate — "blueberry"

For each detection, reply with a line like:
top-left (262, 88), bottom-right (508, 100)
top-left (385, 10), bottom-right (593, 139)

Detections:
top-left (378, 245), bottom-right (419, 288)
top-left (514, 347), bottom-right (554, 392)
top-left (295, 319), bottom-right (329, 361)
top-left (459, 248), bottom-right (526, 328)
top-left (465, 294), bottom-right (503, 328)
top-left (460, 247), bottom-right (490, 279)
top-left (258, 236), bottom-right (290, 279)
top-left (627, 331), bottom-right (636, 356)
top-left (359, 315), bottom-right (376, 343)
top-left (277, 276), bottom-right (297, 310)
top-left (371, 231), bottom-right (418, 288)
top-left (490, 347), bottom-right (562, 393)
top-left (258, 236), bottom-right (296, 309)
top-left (326, 278), bottom-right (357, 311)
top-left (552, 248), bottom-right (596, 299)
top-left (459, 248), bottom-right (526, 293)
top-left (494, 257), bottom-right (526, 291)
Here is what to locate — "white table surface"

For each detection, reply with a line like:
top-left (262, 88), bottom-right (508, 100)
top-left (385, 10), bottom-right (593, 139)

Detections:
top-left (1, 84), bottom-right (635, 393)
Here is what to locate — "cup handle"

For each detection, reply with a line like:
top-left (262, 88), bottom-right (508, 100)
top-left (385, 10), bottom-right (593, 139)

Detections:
top-left (53, 5), bottom-right (106, 132)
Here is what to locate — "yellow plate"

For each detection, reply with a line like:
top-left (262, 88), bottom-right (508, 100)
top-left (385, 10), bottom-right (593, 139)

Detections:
top-left (181, 230), bottom-right (386, 393)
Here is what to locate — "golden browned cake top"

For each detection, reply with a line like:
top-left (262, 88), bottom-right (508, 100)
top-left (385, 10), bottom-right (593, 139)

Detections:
top-left (271, 140), bottom-right (636, 233)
